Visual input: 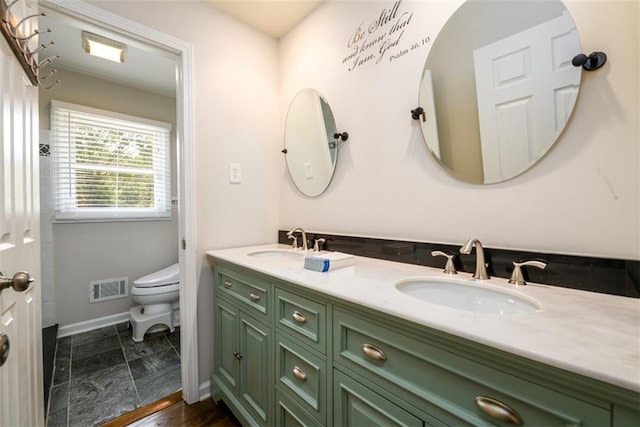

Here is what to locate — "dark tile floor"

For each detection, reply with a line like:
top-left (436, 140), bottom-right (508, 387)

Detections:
top-left (46, 323), bottom-right (181, 427)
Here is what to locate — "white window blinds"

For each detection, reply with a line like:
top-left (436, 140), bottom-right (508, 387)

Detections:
top-left (51, 100), bottom-right (172, 222)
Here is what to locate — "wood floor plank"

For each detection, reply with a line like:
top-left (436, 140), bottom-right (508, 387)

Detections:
top-left (101, 392), bottom-right (183, 427)
top-left (101, 393), bottom-right (240, 427)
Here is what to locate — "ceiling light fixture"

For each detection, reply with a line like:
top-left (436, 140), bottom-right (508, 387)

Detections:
top-left (81, 31), bottom-right (127, 63)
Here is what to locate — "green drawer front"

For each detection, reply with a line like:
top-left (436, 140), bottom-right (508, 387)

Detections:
top-left (275, 391), bottom-right (323, 427)
top-left (334, 369), bottom-right (424, 427)
top-left (333, 309), bottom-right (610, 427)
top-left (276, 334), bottom-right (326, 424)
top-left (613, 404), bottom-right (640, 426)
top-left (217, 269), bottom-right (270, 319)
top-left (276, 288), bottom-right (326, 354)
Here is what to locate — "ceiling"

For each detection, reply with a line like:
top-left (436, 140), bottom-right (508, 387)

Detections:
top-left (209, 0), bottom-right (323, 39)
top-left (39, 6), bottom-right (177, 95)
top-left (38, 1), bottom-right (322, 95)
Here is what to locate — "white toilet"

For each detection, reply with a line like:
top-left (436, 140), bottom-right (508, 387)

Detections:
top-left (129, 263), bottom-right (179, 342)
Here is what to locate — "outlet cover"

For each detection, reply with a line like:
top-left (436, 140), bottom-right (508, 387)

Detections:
top-left (229, 163), bottom-right (242, 183)
top-left (304, 162), bottom-right (313, 179)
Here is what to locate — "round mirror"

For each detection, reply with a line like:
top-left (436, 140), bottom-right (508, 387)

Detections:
top-left (419, 0), bottom-right (582, 184)
top-left (284, 89), bottom-right (338, 197)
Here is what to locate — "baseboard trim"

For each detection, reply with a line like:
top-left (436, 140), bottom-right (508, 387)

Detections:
top-left (57, 309), bottom-right (181, 339)
top-left (199, 380), bottom-right (212, 401)
top-left (57, 311), bottom-right (130, 338)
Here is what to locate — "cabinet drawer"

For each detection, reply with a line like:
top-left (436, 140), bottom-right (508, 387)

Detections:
top-left (276, 334), bottom-right (326, 424)
top-left (217, 268), bottom-right (270, 319)
top-left (334, 369), bottom-right (423, 427)
top-left (276, 288), bottom-right (326, 354)
top-left (275, 391), bottom-right (323, 427)
top-left (333, 309), bottom-right (610, 426)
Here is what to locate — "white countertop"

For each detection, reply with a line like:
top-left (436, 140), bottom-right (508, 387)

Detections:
top-left (207, 243), bottom-right (640, 393)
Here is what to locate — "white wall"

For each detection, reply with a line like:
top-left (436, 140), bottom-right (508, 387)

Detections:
top-left (88, 0), bottom-right (638, 389)
top-left (88, 0), bottom-right (281, 385)
top-left (279, 0), bottom-right (639, 261)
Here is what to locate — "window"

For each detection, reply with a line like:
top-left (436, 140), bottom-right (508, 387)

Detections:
top-left (51, 100), bottom-right (172, 222)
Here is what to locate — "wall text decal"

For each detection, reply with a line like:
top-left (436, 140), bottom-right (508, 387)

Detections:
top-left (342, 0), bottom-right (430, 71)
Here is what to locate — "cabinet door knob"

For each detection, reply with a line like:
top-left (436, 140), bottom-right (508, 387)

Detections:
top-left (292, 311), bottom-right (307, 324)
top-left (292, 366), bottom-right (307, 381)
top-left (249, 292), bottom-right (260, 301)
top-left (475, 396), bottom-right (523, 425)
top-left (223, 279), bottom-right (233, 288)
top-left (233, 351), bottom-right (242, 360)
top-left (362, 343), bottom-right (387, 361)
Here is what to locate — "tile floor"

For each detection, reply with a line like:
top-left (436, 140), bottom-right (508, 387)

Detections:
top-left (46, 323), bottom-right (181, 427)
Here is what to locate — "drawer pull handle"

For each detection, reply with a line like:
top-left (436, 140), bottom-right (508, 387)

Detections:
top-left (292, 366), bottom-right (307, 381)
top-left (475, 396), bottom-right (523, 425)
top-left (250, 292), bottom-right (261, 301)
top-left (233, 351), bottom-right (242, 361)
top-left (292, 311), bottom-right (307, 324)
top-left (223, 279), bottom-right (233, 288)
top-left (362, 344), bottom-right (387, 361)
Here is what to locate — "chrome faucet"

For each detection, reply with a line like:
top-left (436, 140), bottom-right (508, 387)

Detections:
top-left (313, 238), bottom-right (326, 253)
top-left (460, 238), bottom-right (490, 280)
top-left (286, 227), bottom-right (308, 251)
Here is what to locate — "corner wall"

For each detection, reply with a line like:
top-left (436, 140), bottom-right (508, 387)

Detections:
top-left (278, 0), bottom-right (639, 260)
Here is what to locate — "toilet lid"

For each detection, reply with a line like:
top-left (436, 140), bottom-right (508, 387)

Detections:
top-left (134, 263), bottom-right (179, 287)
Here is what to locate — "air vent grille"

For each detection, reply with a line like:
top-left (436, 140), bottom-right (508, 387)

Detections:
top-left (90, 277), bottom-right (128, 303)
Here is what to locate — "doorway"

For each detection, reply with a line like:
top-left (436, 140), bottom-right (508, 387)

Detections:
top-left (37, 0), bottom-right (197, 423)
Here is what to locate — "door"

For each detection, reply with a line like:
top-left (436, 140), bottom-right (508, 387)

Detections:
top-left (0, 11), bottom-right (44, 427)
top-left (473, 10), bottom-right (580, 183)
top-left (215, 299), bottom-right (240, 392)
top-left (239, 312), bottom-right (271, 425)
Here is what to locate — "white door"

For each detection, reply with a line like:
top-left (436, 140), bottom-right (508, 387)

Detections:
top-left (418, 69), bottom-right (441, 158)
top-left (0, 8), bottom-right (44, 427)
top-left (473, 10), bottom-right (580, 183)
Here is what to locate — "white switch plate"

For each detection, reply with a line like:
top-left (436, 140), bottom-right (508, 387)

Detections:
top-left (229, 163), bottom-right (242, 183)
top-left (304, 162), bottom-right (313, 179)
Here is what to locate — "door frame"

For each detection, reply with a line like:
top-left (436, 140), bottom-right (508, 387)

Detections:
top-left (40, 0), bottom-right (199, 404)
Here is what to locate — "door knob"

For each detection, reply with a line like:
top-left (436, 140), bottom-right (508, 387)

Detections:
top-left (0, 271), bottom-right (34, 294)
top-left (0, 333), bottom-right (9, 367)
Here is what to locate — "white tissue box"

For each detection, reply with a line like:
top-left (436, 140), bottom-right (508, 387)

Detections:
top-left (304, 252), bottom-right (354, 272)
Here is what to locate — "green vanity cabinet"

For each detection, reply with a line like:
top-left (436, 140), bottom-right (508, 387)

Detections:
top-left (213, 267), bottom-right (274, 426)
top-left (211, 260), bottom-right (640, 427)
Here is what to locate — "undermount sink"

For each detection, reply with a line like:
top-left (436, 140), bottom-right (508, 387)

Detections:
top-left (246, 249), bottom-right (304, 261)
top-left (395, 277), bottom-right (540, 315)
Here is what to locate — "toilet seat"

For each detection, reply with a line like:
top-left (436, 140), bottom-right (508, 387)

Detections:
top-left (131, 283), bottom-right (179, 296)
top-left (133, 263), bottom-right (179, 288)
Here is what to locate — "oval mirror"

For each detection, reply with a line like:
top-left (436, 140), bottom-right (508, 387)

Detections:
top-left (419, 0), bottom-right (582, 184)
top-left (284, 89), bottom-right (338, 197)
